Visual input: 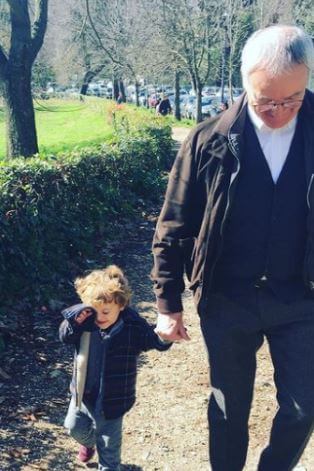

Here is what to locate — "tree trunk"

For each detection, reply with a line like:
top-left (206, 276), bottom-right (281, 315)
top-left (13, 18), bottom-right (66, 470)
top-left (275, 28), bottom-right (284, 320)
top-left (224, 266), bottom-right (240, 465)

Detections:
top-left (80, 82), bottom-right (89, 95)
top-left (118, 79), bottom-right (126, 102)
top-left (0, 0), bottom-right (48, 159)
top-left (220, 28), bottom-right (227, 104)
top-left (135, 81), bottom-right (140, 107)
top-left (3, 68), bottom-right (38, 158)
top-left (228, 55), bottom-right (234, 105)
top-left (113, 78), bottom-right (119, 101)
top-left (80, 64), bottom-right (106, 95)
top-left (174, 70), bottom-right (181, 121)
top-left (80, 71), bottom-right (95, 95)
top-left (195, 86), bottom-right (203, 123)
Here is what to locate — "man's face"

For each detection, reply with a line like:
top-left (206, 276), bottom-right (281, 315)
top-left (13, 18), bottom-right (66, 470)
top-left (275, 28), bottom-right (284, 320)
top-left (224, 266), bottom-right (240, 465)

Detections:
top-left (246, 64), bottom-right (308, 129)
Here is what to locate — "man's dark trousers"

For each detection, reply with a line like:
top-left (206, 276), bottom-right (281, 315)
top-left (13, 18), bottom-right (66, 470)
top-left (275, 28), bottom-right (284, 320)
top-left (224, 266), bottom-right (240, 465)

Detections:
top-left (200, 287), bottom-right (314, 471)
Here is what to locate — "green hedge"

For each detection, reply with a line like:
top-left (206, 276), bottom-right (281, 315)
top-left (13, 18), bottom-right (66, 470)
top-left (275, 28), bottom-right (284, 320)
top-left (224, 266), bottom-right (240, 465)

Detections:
top-left (0, 122), bottom-right (173, 305)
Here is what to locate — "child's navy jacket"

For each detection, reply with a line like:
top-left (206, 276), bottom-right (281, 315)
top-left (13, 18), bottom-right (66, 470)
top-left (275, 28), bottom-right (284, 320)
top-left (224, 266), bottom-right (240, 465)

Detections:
top-left (59, 304), bottom-right (171, 419)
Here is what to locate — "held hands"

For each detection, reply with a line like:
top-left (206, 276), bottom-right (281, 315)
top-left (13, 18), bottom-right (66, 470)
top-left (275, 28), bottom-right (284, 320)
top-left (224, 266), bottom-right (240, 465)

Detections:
top-left (154, 312), bottom-right (190, 342)
top-left (75, 308), bottom-right (93, 325)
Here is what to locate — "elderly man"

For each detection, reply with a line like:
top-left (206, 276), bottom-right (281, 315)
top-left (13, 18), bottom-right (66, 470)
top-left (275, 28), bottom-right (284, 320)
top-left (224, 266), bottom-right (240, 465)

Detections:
top-left (152, 25), bottom-right (314, 471)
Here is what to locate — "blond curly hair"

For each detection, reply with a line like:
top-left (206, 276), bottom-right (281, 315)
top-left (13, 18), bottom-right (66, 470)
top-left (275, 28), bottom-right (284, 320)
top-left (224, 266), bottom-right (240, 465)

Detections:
top-left (74, 265), bottom-right (131, 308)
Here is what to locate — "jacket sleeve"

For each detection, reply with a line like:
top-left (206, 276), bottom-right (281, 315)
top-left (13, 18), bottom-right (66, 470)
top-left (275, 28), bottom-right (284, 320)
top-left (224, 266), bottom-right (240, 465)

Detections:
top-left (59, 304), bottom-right (96, 344)
top-left (152, 135), bottom-right (199, 314)
top-left (59, 318), bottom-right (83, 345)
top-left (136, 315), bottom-right (172, 352)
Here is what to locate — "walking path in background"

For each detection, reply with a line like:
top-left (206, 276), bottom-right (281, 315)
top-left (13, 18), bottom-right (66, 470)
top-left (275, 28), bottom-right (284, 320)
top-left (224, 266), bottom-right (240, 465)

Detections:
top-left (172, 126), bottom-right (191, 144)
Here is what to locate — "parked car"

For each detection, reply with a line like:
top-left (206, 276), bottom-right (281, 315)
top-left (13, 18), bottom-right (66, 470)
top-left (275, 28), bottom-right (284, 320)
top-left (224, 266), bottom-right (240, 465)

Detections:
top-left (168, 94), bottom-right (190, 115)
top-left (105, 86), bottom-right (113, 99)
top-left (215, 87), bottom-right (243, 102)
top-left (191, 96), bottom-right (219, 120)
top-left (202, 86), bottom-right (219, 96)
top-left (182, 96), bottom-right (196, 119)
top-left (139, 93), bottom-right (148, 106)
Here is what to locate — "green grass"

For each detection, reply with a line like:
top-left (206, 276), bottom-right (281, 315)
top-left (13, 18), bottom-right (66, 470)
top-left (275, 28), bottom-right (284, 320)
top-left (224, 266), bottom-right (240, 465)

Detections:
top-left (166, 115), bottom-right (194, 127)
top-left (0, 97), bottom-right (192, 159)
top-left (35, 98), bottom-right (115, 155)
top-left (0, 97), bottom-right (119, 158)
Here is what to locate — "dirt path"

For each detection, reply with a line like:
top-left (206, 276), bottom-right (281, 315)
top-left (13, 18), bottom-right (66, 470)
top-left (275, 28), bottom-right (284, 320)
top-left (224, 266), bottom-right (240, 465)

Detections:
top-left (1, 129), bottom-right (313, 470)
top-left (172, 127), bottom-right (190, 144)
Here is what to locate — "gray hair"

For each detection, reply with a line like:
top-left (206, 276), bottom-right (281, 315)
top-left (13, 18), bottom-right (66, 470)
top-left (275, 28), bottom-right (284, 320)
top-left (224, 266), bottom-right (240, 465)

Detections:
top-left (241, 25), bottom-right (314, 90)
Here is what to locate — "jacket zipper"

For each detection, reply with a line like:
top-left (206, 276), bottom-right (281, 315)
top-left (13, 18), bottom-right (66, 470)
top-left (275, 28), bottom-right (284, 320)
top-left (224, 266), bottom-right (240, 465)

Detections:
top-left (200, 130), bottom-right (241, 307)
top-left (220, 140), bottom-right (241, 236)
top-left (305, 174), bottom-right (314, 287)
top-left (306, 174), bottom-right (314, 209)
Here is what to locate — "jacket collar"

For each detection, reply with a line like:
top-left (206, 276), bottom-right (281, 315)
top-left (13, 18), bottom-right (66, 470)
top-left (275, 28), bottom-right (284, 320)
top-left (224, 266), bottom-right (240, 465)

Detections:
top-left (299, 90), bottom-right (314, 183)
top-left (207, 89), bottom-right (314, 162)
top-left (201, 93), bottom-right (247, 161)
top-left (98, 317), bottom-right (124, 339)
top-left (212, 88), bottom-right (314, 138)
top-left (213, 92), bottom-right (248, 138)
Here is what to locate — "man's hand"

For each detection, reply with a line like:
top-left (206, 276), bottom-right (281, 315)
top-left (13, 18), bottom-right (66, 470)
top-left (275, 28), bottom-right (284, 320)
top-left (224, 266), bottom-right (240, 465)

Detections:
top-left (154, 312), bottom-right (190, 342)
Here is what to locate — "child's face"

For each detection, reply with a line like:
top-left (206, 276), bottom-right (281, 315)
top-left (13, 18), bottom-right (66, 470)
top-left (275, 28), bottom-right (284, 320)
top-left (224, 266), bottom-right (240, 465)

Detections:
top-left (94, 300), bottom-right (123, 329)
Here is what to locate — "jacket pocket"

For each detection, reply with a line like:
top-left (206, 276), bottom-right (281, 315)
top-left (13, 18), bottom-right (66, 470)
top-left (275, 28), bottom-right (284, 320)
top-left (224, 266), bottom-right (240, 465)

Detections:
top-left (178, 237), bottom-right (197, 282)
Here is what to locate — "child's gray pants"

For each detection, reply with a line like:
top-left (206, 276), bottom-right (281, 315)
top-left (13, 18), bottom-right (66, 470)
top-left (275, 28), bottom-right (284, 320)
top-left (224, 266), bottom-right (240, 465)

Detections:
top-left (64, 398), bottom-right (123, 471)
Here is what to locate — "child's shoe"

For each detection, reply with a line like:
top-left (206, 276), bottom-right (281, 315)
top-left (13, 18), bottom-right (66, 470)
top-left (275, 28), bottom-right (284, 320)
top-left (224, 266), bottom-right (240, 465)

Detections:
top-left (77, 445), bottom-right (95, 463)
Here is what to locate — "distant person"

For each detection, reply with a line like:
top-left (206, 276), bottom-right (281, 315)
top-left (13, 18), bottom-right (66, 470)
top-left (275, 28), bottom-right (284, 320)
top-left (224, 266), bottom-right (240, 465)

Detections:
top-left (149, 94), bottom-right (159, 108)
top-left (156, 93), bottom-right (172, 116)
top-left (60, 265), bottom-right (171, 469)
top-left (220, 101), bottom-right (229, 111)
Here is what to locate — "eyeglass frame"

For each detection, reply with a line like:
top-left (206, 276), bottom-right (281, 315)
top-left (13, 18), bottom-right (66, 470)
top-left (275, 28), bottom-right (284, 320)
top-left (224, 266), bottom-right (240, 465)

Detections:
top-left (251, 99), bottom-right (304, 113)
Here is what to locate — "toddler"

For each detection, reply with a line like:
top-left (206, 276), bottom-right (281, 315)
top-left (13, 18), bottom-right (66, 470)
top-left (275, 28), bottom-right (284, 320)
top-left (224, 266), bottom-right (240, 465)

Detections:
top-left (59, 265), bottom-right (171, 470)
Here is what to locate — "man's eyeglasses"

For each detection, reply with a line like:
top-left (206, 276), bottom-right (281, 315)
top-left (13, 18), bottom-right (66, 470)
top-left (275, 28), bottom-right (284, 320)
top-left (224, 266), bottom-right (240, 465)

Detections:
top-left (252, 100), bottom-right (303, 113)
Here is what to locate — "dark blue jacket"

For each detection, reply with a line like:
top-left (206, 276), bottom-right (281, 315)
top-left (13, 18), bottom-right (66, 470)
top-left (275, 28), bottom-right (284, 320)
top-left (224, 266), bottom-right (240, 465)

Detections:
top-left (59, 304), bottom-right (171, 419)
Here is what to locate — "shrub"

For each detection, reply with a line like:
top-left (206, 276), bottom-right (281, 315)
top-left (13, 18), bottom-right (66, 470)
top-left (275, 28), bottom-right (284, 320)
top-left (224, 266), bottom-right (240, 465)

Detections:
top-left (0, 121), bottom-right (173, 305)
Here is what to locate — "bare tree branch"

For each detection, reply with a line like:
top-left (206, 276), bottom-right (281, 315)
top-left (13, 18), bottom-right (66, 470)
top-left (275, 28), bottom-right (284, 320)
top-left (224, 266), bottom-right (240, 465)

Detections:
top-left (85, 0), bottom-right (123, 67)
top-left (30, 0), bottom-right (48, 63)
top-left (7, 0), bottom-right (31, 60)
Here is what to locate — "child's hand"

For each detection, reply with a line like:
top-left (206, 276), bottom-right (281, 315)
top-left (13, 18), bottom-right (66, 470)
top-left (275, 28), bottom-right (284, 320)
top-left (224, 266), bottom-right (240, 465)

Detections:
top-left (75, 308), bottom-right (93, 325)
top-left (154, 312), bottom-right (190, 342)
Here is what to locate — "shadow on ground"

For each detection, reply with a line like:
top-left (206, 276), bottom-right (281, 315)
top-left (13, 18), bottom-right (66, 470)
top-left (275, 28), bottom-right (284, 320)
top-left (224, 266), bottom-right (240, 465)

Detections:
top-left (0, 211), bottom-right (160, 470)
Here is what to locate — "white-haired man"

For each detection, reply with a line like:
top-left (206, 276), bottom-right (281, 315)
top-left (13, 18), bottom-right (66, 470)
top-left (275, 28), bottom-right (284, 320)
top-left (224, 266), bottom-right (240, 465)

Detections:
top-left (152, 25), bottom-right (314, 470)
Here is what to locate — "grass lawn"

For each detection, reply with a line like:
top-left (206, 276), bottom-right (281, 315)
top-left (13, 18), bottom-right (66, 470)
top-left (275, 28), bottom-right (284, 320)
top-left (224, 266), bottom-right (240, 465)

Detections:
top-left (35, 98), bottom-right (116, 155)
top-left (0, 97), bottom-right (114, 158)
top-left (0, 97), bottom-right (193, 159)
top-left (0, 97), bottom-right (122, 159)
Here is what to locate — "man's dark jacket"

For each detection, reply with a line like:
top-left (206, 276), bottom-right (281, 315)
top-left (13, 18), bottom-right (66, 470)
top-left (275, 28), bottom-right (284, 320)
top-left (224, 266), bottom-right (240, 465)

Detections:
top-left (152, 91), bottom-right (314, 316)
top-left (60, 304), bottom-right (171, 419)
